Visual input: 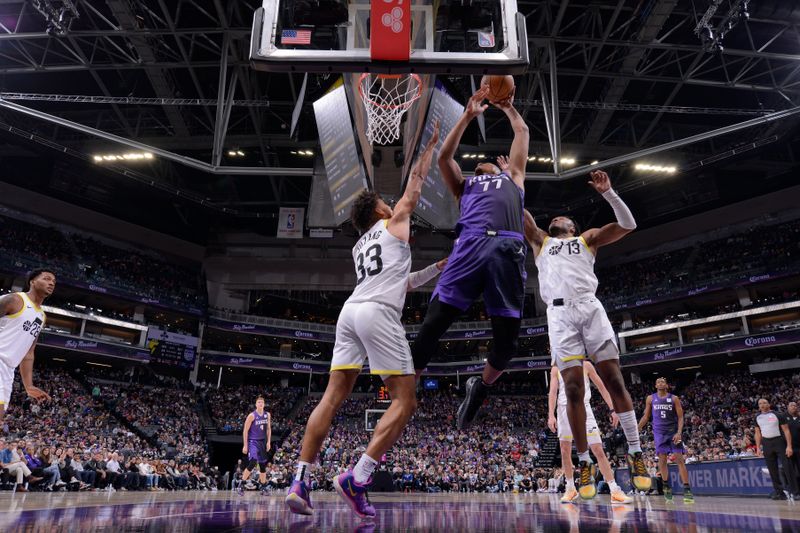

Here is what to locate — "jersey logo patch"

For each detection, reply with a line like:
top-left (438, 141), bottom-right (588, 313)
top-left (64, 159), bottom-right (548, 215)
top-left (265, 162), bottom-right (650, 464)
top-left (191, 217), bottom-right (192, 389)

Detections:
top-left (22, 317), bottom-right (43, 338)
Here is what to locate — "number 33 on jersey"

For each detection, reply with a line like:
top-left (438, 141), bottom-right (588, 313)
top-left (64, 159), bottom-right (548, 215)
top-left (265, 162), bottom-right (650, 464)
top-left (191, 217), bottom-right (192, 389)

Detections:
top-left (346, 219), bottom-right (412, 311)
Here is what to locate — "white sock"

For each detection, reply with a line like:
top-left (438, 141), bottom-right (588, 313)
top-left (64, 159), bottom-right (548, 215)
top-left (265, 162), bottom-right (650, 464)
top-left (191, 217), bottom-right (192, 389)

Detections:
top-left (566, 478), bottom-right (575, 489)
top-left (353, 454), bottom-right (378, 484)
top-left (617, 410), bottom-right (642, 454)
top-left (294, 461), bottom-right (312, 483)
top-left (609, 481), bottom-right (620, 492)
top-left (578, 450), bottom-right (592, 464)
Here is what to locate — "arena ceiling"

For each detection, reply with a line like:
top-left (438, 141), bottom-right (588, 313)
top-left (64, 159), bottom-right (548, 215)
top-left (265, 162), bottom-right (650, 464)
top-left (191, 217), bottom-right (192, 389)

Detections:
top-left (0, 0), bottom-right (797, 242)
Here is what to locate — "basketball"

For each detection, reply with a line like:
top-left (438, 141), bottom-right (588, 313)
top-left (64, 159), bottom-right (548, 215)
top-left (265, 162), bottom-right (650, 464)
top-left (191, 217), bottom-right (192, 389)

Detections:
top-left (481, 75), bottom-right (515, 103)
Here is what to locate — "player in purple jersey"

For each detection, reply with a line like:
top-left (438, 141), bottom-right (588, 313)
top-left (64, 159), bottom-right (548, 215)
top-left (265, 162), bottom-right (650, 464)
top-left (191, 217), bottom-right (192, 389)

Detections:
top-left (638, 378), bottom-right (694, 503)
top-left (240, 396), bottom-right (271, 492)
top-left (411, 86), bottom-right (529, 429)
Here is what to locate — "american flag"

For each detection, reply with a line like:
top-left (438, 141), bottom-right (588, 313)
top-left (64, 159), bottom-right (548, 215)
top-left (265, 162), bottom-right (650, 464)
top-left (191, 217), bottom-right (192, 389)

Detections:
top-left (281, 29), bottom-right (312, 45)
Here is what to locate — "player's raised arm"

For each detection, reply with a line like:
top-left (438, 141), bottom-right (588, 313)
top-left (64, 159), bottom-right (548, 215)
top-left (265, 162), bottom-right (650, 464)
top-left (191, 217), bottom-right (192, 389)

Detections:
top-left (547, 367), bottom-right (559, 433)
top-left (523, 210), bottom-right (549, 253)
top-left (492, 92), bottom-right (529, 189)
top-left (638, 394), bottom-right (653, 432)
top-left (388, 121), bottom-right (440, 242)
top-left (437, 87), bottom-right (489, 199)
top-left (581, 170), bottom-right (637, 251)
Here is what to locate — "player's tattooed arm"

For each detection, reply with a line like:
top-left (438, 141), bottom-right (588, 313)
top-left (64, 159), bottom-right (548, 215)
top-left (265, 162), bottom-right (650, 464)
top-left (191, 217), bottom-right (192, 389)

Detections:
top-left (438, 87), bottom-right (489, 199)
top-left (0, 293), bottom-right (22, 319)
top-left (523, 210), bottom-right (548, 254)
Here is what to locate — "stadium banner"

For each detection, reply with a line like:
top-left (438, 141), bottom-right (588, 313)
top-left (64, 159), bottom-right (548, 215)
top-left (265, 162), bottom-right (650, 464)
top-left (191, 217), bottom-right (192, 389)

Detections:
top-left (146, 327), bottom-right (198, 368)
top-left (615, 458), bottom-right (773, 496)
top-left (623, 328), bottom-right (800, 367)
top-left (277, 207), bottom-right (305, 239)
top-left (206, 317), bottom-right (337, 342)
top-left (201, 351), bottom-right (549, 375)
top-left (39, 332), bottom-right (151, 362)
top-left (208, 317), bottom-right (547, 343)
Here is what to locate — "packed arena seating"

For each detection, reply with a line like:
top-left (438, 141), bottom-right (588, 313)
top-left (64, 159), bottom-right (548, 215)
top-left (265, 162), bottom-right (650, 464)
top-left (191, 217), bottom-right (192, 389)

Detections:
top-left (0, 214), bottom-right (205, 309)
top-left (90, 380), bottom-right (207, 463)
top-left (0, 367), bottom-right (222, 492)
top-left (2, 360), bottom-right (798, 494)
top-left (205, 385), bottom-right (304, 434)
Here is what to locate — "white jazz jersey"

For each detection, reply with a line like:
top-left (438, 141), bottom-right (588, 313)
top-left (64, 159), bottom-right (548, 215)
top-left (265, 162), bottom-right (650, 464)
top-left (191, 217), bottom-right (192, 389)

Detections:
top-left (0, 292), bottom-right (46, 406)
top-left (345, 219), bottom-right (411, 312)
top-left (534, 236), bottom-right (597, 304)
top-left (332, 219), bottom-right (414, 376)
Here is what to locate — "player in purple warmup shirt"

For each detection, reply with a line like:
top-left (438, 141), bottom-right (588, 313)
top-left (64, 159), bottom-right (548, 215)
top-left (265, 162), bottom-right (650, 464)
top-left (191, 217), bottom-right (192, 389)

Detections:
top-left (638, 377), bottom-right (694, 503)
top-left (240, 396), bottom-right (271, 491)
top-left (411, 86), bottom-right (529, 429)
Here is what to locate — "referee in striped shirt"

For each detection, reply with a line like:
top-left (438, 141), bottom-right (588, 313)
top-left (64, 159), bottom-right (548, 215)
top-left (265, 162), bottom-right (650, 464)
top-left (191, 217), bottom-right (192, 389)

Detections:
top-left (755, 398), bottom-right (798, 500)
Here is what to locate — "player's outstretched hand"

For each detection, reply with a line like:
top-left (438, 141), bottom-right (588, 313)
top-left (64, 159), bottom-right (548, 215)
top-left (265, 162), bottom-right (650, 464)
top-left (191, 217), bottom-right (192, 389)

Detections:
top-left (610, 411), bottom-right (620, 428)
top-left (588, 170), bottom-right (612, 194)
top-left (496, 155), bottom-right (510, 172)
top-left (436, 257), bottom-right (449, 271)
top-left (465, 87), bottom-right (489, 118)
top-left (547, 415), bottom-right (557, 433)
top-left (25, 386), bottom-right (50, 402)
top-left (491, 88), bottom-right (515, 110)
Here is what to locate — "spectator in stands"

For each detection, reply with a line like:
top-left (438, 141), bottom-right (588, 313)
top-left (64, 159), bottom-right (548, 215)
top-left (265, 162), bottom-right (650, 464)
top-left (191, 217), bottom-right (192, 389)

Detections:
top-left (0, 438), bottom-right (31, 491)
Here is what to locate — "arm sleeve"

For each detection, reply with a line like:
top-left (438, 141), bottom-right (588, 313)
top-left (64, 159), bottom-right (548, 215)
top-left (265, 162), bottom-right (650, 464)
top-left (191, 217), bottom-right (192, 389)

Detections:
top-left (601, 189), bottom-right (637, 230)
top-left (408, 263), bottom-right (442, 289)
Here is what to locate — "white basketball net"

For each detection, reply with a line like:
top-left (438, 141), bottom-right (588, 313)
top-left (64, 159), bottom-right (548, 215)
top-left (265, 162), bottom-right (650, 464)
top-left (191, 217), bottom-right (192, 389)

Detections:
top-left (359, 73), bottom-right (422, 145)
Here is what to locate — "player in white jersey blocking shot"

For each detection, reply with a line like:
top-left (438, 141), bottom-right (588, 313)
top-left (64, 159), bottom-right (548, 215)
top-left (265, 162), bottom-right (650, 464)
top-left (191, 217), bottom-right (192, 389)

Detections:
top-left (548, 362), bottom-right (632, 504)
top-left (286, 122), bottom-right (446, 519)
top-left (524, 170), bottom-right (650, 499)
top-left (0, 268), bottom-right (54, 421)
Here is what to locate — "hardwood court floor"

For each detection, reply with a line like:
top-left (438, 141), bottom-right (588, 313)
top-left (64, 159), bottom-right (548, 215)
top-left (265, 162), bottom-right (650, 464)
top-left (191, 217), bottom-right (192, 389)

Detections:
top-left (0, 490), bottom-right (799, 532)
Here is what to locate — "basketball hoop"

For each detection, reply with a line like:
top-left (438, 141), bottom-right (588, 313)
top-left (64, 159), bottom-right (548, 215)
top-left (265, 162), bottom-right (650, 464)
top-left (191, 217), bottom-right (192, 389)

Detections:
top-left (358, 73), bottom-right (423, 145)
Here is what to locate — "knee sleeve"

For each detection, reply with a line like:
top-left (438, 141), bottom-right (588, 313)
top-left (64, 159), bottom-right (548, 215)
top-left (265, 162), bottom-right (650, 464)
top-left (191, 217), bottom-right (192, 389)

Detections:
top-left (246, 459), bottom-right (258, 471)
top-left (487, 317), bottom-right (520, 371)
top-left (411, 296), bottom-right (462, 370)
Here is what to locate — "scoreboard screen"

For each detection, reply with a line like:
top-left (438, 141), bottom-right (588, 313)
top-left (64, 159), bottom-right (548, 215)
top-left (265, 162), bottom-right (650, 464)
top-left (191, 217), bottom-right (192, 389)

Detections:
top-left (146, 327), bottom-right (198, 368)
top-left (376, 385), bottom-right (391, 403)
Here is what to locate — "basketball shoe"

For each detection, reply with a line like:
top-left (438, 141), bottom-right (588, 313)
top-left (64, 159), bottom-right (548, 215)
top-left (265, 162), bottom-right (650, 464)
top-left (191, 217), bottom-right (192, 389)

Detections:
top-left (457, 377), bottom-right (490, 429)
top-left (578, 461), bottom-right (596, 500)
top-left (334, 470), bottom-right (376, 519)
top-left (560, 483), bottom-right (579, 503)
top-left (610, 486), bottom-right (633, 504)
top-left (627, 452), bottom-right (652, 492)
top-left (285, 480), bottom-right (314, 515)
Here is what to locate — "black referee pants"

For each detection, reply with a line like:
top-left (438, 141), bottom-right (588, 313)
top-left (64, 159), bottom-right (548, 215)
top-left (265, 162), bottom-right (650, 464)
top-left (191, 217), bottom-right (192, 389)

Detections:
top-left (763, 438), bottom-right (798, 495)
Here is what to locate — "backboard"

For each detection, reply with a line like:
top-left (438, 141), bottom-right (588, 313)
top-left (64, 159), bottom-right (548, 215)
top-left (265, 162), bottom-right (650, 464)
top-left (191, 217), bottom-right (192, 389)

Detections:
top-left (250, 0), bottom-right (528, 74)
